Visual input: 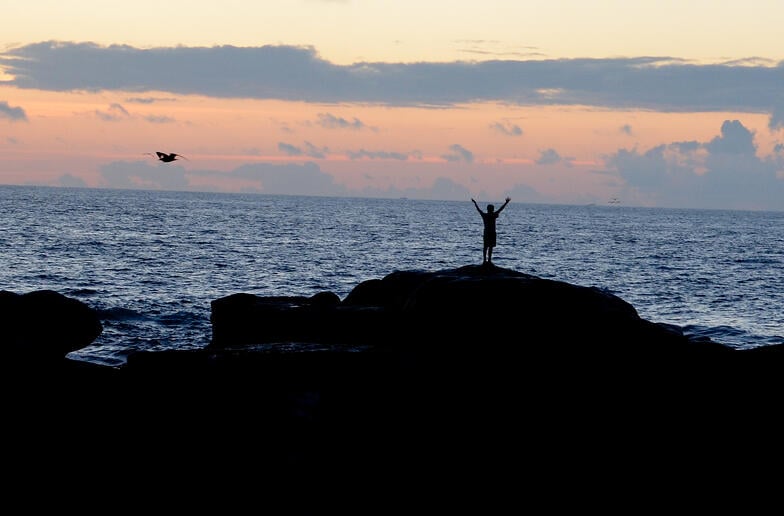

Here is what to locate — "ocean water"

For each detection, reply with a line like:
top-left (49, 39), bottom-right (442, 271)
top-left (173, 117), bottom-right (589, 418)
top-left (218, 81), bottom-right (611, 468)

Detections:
top-left (1, 185), bottom-right (782, 366)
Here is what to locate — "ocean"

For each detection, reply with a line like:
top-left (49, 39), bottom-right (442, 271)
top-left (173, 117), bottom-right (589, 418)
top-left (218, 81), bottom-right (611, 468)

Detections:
top-left (1, 185), bottom-right (781, 366)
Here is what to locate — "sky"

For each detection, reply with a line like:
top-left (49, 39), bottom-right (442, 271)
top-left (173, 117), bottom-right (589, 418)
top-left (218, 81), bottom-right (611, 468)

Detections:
top-left (1, 0), bottom-right (783, 211)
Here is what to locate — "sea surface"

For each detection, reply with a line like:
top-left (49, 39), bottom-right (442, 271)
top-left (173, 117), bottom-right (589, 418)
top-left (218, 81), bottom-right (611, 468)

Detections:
top-left (1, 185), bottom-right (782, 366)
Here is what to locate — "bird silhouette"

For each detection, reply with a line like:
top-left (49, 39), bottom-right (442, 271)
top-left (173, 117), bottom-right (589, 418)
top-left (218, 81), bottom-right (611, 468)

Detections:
top-left (146, 152), bottom-right (188, 162)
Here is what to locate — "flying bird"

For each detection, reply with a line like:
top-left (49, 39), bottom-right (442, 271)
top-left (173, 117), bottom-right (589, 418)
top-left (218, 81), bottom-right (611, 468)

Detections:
top-left (146, 152), bottom-right (188, 162)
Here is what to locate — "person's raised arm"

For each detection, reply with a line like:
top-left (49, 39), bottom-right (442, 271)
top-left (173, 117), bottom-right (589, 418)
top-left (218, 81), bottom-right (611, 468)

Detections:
top-left (471, 198), bottom-right (482, 213)
top-left (496, 197), bottom-right (511, 213)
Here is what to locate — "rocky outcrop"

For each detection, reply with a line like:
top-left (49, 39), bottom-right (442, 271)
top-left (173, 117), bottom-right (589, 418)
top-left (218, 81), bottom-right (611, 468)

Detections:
top-left (6, 265), bottom-right (782, 383)
top-left (3, 266), bottom-right (783, 470)
top-left (202, 263), bottom-right (784, 430)
top-left (0, 289), bottom-right (103, 362)
top-left (209, 263), bottom-right (732, 357)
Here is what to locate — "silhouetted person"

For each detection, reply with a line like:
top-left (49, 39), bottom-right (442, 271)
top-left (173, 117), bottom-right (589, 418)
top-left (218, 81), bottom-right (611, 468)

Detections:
top-left (472, 197), bottom-right (511, 264)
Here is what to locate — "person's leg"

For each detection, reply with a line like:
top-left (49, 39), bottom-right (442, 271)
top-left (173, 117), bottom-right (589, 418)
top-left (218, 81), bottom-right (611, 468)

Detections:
top-left (487, 247), bottom-right (493, 263)
top-left (482, 246), bottom-right (487, 263)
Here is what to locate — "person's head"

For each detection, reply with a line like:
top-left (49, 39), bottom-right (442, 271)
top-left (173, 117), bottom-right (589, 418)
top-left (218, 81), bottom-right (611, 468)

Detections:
top-left (487, 204), bottom-right (495, 212)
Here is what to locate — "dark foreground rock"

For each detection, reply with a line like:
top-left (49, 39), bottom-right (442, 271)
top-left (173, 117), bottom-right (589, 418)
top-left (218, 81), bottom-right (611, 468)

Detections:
top-left (1, 289), bottom-right (103, 360)
top-left (3, 265), bottom-right (783, 472)
top-left (203, 263), bottom-right (783, 412)
top-left (209, 263), bottom-right (733, 356)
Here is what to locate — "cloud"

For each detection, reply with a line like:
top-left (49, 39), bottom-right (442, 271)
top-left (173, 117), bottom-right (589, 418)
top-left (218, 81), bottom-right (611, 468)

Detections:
top-left (100, 160), bottom-right (189, 190)
top-left (608, 145), bottom-right (671, 189)
top-left (490, 121), bottom-right (522, 136)
top-left (278, 142), bottom-right (303, 156)
top-left (95, 102), bottom-right (130, 121)
top-left (99, 159), bottom-right (349, 196)
top-left (58, 173), bottom-right (88, 187)
top-left (442, 144), bottom-right (474, 163)
top-left (535, 148), bottom-right (563, 165)
top-left (506, 183), bottom-right (544, 203)
top-left (534, 148), bottom-right (575, 167)
top-left (426, 177), bottom-right (472, 199)
top-left (346, 149), bottom-right (409, 160)
top-left (226, 162), bottom-right (348, 196)
top-left (125, 96), bottom-right (177, 104)
top-left (669, 140), bottom-right (701, 153)
top-left (455, 40), bottom-right (544, 60)
top-left (95, 158), bottom-right (483, 200)
top-left (303, 142), bottom-right (328, 158)
top-left (2, 42), bottom-right (783, 114)
top-left (769, 99), bottom-right (784, 130)
top-left (278, 141), bottom-right (328, 158)
top-left (704, 120), bottom-right (756, 155)
top-left (316, 112), bottom-right (373, 131)
top-left (143, 115), bottom-right (176, 124)
top-left (605, 119), bottom-right (784, 210)
top-left (243, 147), bottom-right (262, 156)
top-left (620, 124), bottom-right (633, 135)
top-left (359, 176), bottom-right (472, 201)
top-left (0, 100), bottom-right (27, 121)
top-left (94, 102), bottom-right (174, 123)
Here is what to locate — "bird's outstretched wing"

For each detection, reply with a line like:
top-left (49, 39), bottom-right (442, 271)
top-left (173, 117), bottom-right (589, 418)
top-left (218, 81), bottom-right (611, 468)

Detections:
top-left (148, 151), bottom-right (188, 162)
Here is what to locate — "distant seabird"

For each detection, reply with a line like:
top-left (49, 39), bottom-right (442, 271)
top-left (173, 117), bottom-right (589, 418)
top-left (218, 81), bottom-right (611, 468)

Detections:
top-left (146, 152), bottom-right (188, 162)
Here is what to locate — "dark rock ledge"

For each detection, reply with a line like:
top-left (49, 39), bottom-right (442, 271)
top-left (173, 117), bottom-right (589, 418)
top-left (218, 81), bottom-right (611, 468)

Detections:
top-left (3, 264), bottom-right (783, 449)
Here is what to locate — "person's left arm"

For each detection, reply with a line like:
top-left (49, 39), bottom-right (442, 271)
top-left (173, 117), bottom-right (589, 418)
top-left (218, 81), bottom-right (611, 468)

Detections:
top-left (496, 197), bottom-right (511, 213)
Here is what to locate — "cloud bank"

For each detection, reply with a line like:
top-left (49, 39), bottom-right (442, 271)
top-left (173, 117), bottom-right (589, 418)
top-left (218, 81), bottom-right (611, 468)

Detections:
top-left (88, 119), bottom-right (783, 210)
top-left (0, 100), bottom-right (27, 121)
top-left (606, 120), bottom-right (784, 210)
top-left (1, 42), bottom-right (783, 120)
top-left (4, 42), bottom-right (783, 210)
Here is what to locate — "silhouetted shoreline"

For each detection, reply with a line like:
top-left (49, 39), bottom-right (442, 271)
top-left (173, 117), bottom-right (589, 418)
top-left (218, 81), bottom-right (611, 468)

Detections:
top-left (6, 262), bottom-right (783, 370)
top-left (3, 263), bottom-right (782, 467)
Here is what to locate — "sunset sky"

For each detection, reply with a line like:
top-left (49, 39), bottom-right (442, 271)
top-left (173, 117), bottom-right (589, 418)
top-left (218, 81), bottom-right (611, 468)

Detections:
top-left (2, 0), bottom-right (783, 210)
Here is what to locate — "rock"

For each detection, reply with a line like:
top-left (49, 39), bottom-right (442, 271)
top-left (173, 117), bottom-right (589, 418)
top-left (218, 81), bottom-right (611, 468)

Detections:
top-left (0, 289), bottom-right (103, 362)
top-left (5, 266), bottom-right (784, 470)
top-left (209, 263), bottom-right (732, 358)
top-left (209, 290), bottom-right (377, 348)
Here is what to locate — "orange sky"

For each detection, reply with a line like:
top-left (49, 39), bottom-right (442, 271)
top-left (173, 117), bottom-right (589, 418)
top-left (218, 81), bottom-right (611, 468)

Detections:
top-left (1, 80), bottom-right (782, 211)
top-left (1, 1), bottom-right (783, 210)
